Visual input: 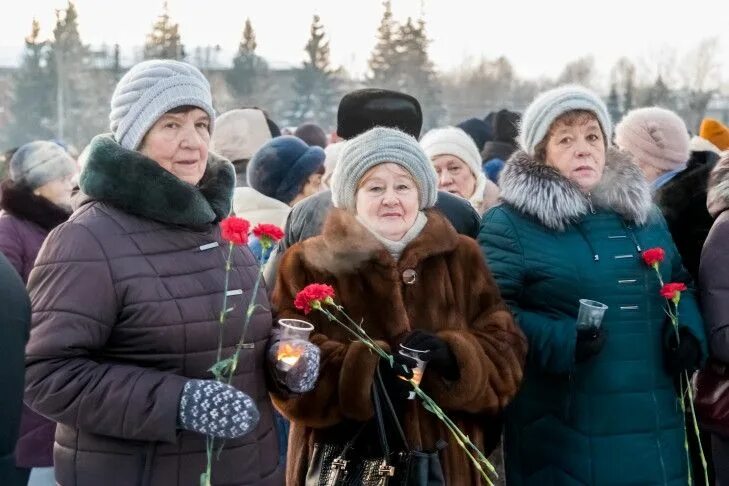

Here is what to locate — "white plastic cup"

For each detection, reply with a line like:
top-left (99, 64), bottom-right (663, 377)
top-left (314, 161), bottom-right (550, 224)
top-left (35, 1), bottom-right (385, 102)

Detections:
top-left (576, 299), bottom-right (608, 330)
top-left (276, 319), bottom-right (314, 371)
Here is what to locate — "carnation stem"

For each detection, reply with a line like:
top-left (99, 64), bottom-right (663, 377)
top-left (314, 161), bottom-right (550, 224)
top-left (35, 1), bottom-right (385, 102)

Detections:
top-left (317, 303), bottom-right (498, 483)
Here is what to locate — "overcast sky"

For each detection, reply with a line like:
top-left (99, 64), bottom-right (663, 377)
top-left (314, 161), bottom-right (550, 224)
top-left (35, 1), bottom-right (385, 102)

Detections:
top-left (1, 0), bottom-right (727, 87)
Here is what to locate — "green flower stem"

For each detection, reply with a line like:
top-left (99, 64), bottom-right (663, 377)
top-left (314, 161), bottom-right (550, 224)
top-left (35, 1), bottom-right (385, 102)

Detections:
top-left (653, 266), bottom-right (708, 485)
top-left (315, 303), bottom-right (498, 483)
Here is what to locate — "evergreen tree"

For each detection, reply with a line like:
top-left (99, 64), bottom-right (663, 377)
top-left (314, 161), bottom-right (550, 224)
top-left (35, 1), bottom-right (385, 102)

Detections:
top-left (46, 1), bottom-right (105, 147)
top-left (288, 15), bottom-right (339, 126)
top-left (391, 17), bottom-right (444, 130)
top-left (144, 2), bottom-right (185, 60)
top-left (607, 82), bottom-right (622, 124)
top-left (226, 18), bottom-right (269, 101)
top-left (368, 0), bottom-right (397, 87)
top-left (4, 19), bottom-right (55, 147)
top-left (644, 75), bottom-right (671, 107)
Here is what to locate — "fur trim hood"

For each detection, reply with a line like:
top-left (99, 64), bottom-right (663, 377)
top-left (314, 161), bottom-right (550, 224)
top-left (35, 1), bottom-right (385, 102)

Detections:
top-left (498, 148), bottom-right (652, 231)
top-left (0, 179), bottom-right (70, 231)
top-left (79, 134), bottom-right (235, 228)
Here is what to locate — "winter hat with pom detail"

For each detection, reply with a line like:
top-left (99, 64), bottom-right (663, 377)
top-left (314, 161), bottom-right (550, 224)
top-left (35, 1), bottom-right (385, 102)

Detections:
top-left (109, 59), bottom-right (215, 150)
top-left (615, 107), bottom-right (690, 172)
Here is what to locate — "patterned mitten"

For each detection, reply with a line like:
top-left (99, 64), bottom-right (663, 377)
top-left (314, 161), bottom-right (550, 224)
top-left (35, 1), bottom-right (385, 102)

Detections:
top-left (268, 341), bottom-right (321, 394)
top-left (177, 380), bottom-right (260, 439)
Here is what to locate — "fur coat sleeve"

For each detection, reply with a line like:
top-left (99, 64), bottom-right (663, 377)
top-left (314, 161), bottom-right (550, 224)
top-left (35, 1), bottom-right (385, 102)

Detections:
top-left (270, 245), bottom-right (387, 428)
top-left (420, 236), bottom-right (526, 414)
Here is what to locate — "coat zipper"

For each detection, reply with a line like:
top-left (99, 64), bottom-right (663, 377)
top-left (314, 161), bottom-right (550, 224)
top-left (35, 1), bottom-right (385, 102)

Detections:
top-left (587, 193), bottom-right (596, 214)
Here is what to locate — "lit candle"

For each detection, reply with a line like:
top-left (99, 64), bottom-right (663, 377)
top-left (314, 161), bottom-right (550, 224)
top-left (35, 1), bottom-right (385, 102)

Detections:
top-left (276, 343), bottom-right (304, 371)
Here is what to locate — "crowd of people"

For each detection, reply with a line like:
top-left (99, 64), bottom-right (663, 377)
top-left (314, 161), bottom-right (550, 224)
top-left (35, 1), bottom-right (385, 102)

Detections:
top-left (1, 57), bottom-right (729, 486)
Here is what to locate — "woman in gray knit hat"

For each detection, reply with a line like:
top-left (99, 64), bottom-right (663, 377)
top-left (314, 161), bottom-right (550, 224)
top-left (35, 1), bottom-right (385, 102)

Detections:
top-left (479, 85), bottom-right (706, 485)
top-left (271, 126), bottom-right (527, 485)
top-left (23, 59), bottom-right (318, 486)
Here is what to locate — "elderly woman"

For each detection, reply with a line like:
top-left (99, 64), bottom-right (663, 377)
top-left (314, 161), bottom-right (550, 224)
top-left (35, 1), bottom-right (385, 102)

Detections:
top-left (0, 141), bottom-right (75, 484)
top-left (420, 126), bottom-right (500, 214)
top-left (23, 60), bottom-right (317, 486)
top-left (271, 126), bottom-right (527, 485)
top-left (479, 85), bottom-right (707, 485)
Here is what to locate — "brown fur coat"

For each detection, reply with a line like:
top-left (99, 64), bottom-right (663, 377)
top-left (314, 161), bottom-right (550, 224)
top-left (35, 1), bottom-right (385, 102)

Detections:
top-left (272, 208), bottom-right (527, 485)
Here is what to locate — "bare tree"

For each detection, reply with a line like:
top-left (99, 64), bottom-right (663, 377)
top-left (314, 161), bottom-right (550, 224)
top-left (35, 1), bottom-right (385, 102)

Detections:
top-left (557, 56), bottom-right (596, 87)
top-left (678, 37), bottom-right (722, 131)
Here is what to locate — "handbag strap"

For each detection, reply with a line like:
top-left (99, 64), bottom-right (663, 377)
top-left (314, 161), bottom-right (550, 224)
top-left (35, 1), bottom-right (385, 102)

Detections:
top-left (374, 365), bottom-right (411, 451)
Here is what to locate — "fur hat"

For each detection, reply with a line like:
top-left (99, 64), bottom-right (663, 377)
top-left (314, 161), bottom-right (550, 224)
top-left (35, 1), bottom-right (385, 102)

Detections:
top-left (456, 118), bottom-right (491, 151)
top-left (520, 85), bottom-right (612, 156)
top-left (699, 118), bottom-right (729, 151)
top-left (615, 107), bottom-right (690, 172)
top-left (247, 136), bottom-right (325, 204)
top-left (332, 127), bottom-right (437, 211)
top-left (420, 126), bottom-right (483, 179)
top-left (336, 89), bottom-right (422, 140)
top-left (211, 108), bottom-right (277, 163)
top-left (109, 59), bottom-right (215, 150)
top-left (9, 141), bottom-right (76, 190)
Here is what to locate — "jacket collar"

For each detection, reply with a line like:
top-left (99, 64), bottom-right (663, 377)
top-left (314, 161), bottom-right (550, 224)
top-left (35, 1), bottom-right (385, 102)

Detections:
top-left (301, 208), bottom-right (459, 274)
top-left (498, 148), bottom-right (652, 231)
top-left (0, 179), bottom-right (70, 231)
top-left (79, 134), bottom-right (235, 228)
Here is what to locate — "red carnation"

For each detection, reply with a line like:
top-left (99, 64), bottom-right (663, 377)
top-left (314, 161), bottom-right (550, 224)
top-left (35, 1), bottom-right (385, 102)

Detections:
top-left (252, 224), bottom-right (285, 248)
top-left (220, 216), bottom-right (250, 246)
top-left (642, 247), bottom-right (666, 267)
top-left (660, 282), bottom-right (687, 301)
top-left (294, 284), bottom-right (336, 315)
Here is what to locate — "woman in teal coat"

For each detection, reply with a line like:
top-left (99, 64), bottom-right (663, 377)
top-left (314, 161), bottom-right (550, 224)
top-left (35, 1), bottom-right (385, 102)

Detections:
top-left (479, 85), bottom-right (707, 485)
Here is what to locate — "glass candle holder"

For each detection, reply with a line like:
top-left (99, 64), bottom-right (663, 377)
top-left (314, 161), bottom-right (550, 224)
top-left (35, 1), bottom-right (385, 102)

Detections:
top-left (398, 344), bottom-right (429, 400)
top-left (276, 319), bottom-right (314, 372)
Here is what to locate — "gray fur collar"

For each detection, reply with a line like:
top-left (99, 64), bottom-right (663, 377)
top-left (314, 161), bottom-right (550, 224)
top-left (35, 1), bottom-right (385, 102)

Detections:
top-left (498, 148), bottom-right (652, 231)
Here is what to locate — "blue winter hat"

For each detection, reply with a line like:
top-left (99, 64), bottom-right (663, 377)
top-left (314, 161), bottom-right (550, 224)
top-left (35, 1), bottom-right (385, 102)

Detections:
top-left (109, 59), bottom-right (215, 150)
top-left (457, 118), bottom-right (492, 151)
top-left (520, 85), bottom-right (612, 157)
top-left (247, 136), bottom-right (326, 204)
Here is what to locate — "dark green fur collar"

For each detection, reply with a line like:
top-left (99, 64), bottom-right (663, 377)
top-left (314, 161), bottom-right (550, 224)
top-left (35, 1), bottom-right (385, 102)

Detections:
top-left (79, 134), bottom-right (235, 228)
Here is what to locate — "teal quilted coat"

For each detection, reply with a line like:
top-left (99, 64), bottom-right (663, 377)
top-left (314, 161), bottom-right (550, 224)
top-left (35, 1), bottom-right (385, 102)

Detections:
top-left (479, 149), bottom-right (707, 485)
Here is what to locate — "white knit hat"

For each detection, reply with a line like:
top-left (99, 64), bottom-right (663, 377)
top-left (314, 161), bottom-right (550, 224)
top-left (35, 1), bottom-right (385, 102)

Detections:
top-left (109, 59), bottom-right (215, 150)
top-left (332, 127), bottom-right (437, 211)
top-left (420, 126), bottom-right (483, 179)
top-left (9, 141), bottom-right (76, 189)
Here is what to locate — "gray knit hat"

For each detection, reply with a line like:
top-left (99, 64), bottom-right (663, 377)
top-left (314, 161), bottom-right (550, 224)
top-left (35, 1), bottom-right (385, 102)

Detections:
top-left (109, 59), bottom-right (215, 150)
top-left (331, 127), bottom-right (437, 211)
top-left (9, 141), bottom-right (76, 190)
top-left (520, 84), bottom-right (612, 156)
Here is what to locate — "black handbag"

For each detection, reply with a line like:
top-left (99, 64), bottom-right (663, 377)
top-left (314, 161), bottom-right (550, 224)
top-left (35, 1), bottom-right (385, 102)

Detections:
top-left (305, 367), bottom-right (446, 486)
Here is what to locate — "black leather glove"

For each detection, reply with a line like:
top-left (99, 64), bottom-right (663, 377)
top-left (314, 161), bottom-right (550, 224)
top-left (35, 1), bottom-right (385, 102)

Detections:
top-left (575, 327), bottom-right (607, 363)
top-left (378, 353), bottom-right (416, 403)
top-left (402, 330), bottom-right (460, 380)
top-left (664, 327), bottom-right (702, 376)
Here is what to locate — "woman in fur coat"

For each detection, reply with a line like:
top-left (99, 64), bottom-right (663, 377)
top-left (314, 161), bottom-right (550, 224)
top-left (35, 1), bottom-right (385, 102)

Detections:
top-left (272, 126), bottom-right (527, 485)
top-left (0, 141), bottom-right (75, 485)
top-left (479, 85), bottom-right (707, 485)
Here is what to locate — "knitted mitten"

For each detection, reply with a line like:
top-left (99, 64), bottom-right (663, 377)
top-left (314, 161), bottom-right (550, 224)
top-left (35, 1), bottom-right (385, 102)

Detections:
top-left (177, 380), bottom-right (260, 439)
top-left (268, 341), bottom-right (321, 394)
